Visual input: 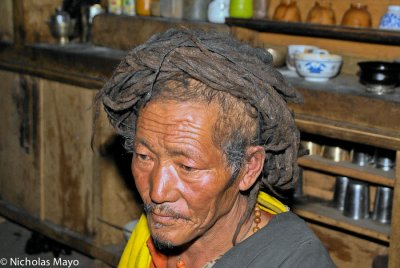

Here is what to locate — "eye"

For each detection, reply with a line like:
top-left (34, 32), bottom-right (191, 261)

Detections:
top-left (180, 164), bottom-right (195, 172)
top-left (136, 153), bottom-right (150, 161)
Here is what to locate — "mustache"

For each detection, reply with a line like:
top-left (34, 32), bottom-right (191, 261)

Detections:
top-left (143, 203), bottom-right (190, 221)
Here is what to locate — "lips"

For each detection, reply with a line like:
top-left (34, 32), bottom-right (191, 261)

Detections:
top-left (150, 212), bottom-right (180, 226)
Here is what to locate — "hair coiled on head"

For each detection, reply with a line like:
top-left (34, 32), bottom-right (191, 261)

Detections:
top-left (95, 27), bottom-right (303, 244)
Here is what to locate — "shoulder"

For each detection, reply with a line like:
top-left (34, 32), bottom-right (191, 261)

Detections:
top-left (215, 212), bottom-right (336, 268)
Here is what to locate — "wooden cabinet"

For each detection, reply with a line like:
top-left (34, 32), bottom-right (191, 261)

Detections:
top-left (0, 70), bottom-right (142, 266)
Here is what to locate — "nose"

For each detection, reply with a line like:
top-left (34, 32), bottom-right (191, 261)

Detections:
top-left (149, 161), bottom-right (178, 204)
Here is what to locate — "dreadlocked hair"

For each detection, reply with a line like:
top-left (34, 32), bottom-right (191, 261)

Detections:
top-left (95, 28), bottom-right (303, 245)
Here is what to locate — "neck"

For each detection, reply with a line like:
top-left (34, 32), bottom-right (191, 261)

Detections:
top-left (167, 195), bottom-right (269, 268)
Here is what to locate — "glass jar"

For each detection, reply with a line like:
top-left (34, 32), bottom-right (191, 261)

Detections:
top-left (379, 5), bottom-right (400, 31)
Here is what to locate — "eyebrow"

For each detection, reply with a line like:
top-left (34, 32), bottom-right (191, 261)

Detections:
top-left (134, 138), bottom-right (155, 153)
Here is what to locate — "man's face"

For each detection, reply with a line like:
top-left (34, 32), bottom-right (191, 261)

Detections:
top-left (132, 100), bottom-right (240, 248)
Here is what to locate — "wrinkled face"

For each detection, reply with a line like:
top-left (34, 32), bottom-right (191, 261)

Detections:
top-left (132, 100), bottom-right (240, 248)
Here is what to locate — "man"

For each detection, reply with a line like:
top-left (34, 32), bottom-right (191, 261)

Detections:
top-left (97, 28), bottom-right (335, 268)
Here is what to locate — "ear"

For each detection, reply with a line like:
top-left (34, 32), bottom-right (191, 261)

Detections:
top-left (238, 146), bottom-right (266, 191)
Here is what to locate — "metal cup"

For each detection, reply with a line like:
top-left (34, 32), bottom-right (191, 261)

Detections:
top-left (331, 176), bottom-right (349, 211)
top-left (352, 150), bottom-right (373, 167)
top-left (343, 180), bottom-right (370, 220)
top-left (372, 186), bottom-right (393, 224)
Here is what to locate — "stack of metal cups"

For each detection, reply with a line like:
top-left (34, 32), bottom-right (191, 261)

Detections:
top-left (372, 149), bottom-right (395, 224)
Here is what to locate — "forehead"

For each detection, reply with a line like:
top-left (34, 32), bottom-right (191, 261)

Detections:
top-left (135, 100), bottom-right (220, 147)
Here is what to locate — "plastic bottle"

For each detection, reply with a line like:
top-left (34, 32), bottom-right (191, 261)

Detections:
top-left (230, 0), bottom-right (253, 19)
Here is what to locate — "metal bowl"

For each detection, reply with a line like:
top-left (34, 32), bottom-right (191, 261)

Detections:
top-left (266, 46), bottom-right (287, 67)
top-left (358, 61), bottom-right (400, 94)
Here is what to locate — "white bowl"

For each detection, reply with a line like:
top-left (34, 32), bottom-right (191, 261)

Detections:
top-left (295, 50), bottom-right (342, 82)
top-left (286, 45), bottom-right (319, 71)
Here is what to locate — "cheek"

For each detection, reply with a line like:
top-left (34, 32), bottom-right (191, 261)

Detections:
top-left (131, 162), bottom-right (150, 198)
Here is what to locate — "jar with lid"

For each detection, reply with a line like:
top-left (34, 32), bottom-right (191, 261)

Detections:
top-left (379, 5), bottom-right (400, 31)
top-left (306, 1), bottom-right (335, 25)
top-left (341, 3), bottom-right (372, 28)
top-left (272, 0), bottom-right (301, 22)
top-left (229, 0), bottom-right (253, 19)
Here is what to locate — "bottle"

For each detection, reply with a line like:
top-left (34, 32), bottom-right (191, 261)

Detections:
top-left (379, 5), bottom-right (400, 31)
top-left (341, 3), bottom-right (372, 28)
top-left (182, 0), bottom-right (211, 21)
top-left (208, 0), bottom-right (230, 23)
top-left (160, 0), bottom-right (183, 19)
top-left (253, 0), bottom-right (268, 19)
top-left (123, 0), bottom-right (136, 15)
top-left (229, 0), bottom-right (253, 19)
top-left (306, 1), bottom-right (335, 25)
top-left (108, 0), bottom-right (123, 14)
top-left (136, 0), bottom-right (151, 16)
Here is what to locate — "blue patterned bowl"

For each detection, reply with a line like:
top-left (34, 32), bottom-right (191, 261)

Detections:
top-left (379, 6), bottom-right (400, 31)
top-left (295, 50), bottom-right (343, 82)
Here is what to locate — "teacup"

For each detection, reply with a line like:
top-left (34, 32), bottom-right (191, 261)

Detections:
top-left (286, 45), bottom-right (319, 71)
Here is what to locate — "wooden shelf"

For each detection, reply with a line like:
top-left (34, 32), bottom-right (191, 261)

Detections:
top-left (298, 155), bottom-right (395, 187)
top-left (293, 197), bottom-right (391, 243)
top-left (225, 18), bottom-right (400, 46)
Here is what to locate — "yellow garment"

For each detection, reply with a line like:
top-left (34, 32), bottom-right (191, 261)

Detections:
top-left (118, 192), bottom-right (288, 268)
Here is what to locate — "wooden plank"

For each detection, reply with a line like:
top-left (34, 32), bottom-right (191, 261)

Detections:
top-left (388, 150), bottom-right (400, 268)
top-left (91, 14), bottom-right (230, 50)
top-left (302, 170), bottom-right (335, 200)
top-left (293, 198), bottom-right (391, 242)
top-left (40, 79), bottom-right (96, 235)
top-left (299, 155), bottom-right (395, 187)
top-left (0, 0), bottom-right (13, 42)
top-left (0, 71), bottom-right (41, 217)
top-left (93, 109), bottom-right (143, 246)
top-left (226, 18), bottom-right (400, 45)
top-left (295, 116), bottom-right (400, 151)
top-left (266, 0), bottom-right (400, 28)
top-left (308, 222), bottom-right (388, 268)
top-left (0, 200), bottom-right (121, 267)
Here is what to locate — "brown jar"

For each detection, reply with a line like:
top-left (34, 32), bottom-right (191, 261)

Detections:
top-left (341, 3), bottom-right (372, 28)
top-left (306, 1), bottom-right (336, 25)
top-left (273, 0), bottom-right (301, 22)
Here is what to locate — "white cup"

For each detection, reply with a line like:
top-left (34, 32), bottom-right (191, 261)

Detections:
top-left (286, 45), bottom-right (319, 71)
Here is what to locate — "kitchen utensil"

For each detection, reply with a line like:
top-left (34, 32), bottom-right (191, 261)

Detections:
top-left (343, 179), bottom-right (370, 220)
top-left (229, 0), bottom-right (253, 19)
top-left (286, 45), bottom-right (319, 71)
top-left (321, 145), bottom-right (351, 162)
top-left (380, 5), bottom-right (400, 31)
top-left (183, 0), bottom-right (211, 20)
top-left (352, 145), bottom-right (375, 167)
top-left (375, 148), bottom-right (396, 172)
top-left (266, 46), bottom-right (287, 67)
top-left (331, 176), bottom-right (349, 211)
top-left (295, 50), bottom-right (343, 82)
top-left (341, 3), bottom-right (372, 28)
top-left (306, 1), bottom-right (336, 25)
top-left (272, 0), bottom-right (301, 22)
top-left (48, 7), bottom-right (76, 45)
top-left (372, 186), bottom-right (393, 224)
top-left (358, 61), bottom-right (400, 95)
top-left (300, 140), bottom-right (322, 155)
